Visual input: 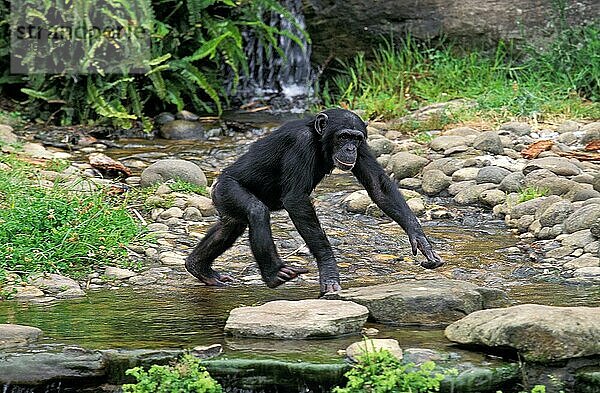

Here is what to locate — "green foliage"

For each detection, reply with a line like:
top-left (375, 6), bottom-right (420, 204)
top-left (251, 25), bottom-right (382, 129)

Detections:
top-left (321, 23), bottom-right (600, 122)
top-left (168, 179), bottom-right (208, 195)
top-left (123, 354), bottom-right (222, 393)
top-left (517, 186), bottom-right (549, 203)
top-left (2, 0), bottom-right (304, 128)
top-left (334, 349), bottom-right (446, 393)
top-left (0, 155), bottom-right (144, 278)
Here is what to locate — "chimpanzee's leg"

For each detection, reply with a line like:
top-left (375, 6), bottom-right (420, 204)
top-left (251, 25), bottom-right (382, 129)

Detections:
top-left (215, 177), bottom-right (308, 288)
top-left (185, 216), bottom-right (246, 286)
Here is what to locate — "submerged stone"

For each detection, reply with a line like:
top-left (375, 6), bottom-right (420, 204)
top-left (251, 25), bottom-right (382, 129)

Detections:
top-left (345, 339), bottom-right (403, 362)
top-left (324, 279), bottom-right (508, 327)
top-left (224, 299), bottom-right (369, 339)
top-left (445, 304), bottom-right (600, 362)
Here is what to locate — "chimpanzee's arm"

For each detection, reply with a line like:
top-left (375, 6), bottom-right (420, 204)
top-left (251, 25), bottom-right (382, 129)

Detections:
top-left (352, 145), bottom-right (444, 268)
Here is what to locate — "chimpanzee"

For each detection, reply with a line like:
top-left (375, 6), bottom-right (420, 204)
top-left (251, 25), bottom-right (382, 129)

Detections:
top-left (185, 108), bottom-right (444, 294)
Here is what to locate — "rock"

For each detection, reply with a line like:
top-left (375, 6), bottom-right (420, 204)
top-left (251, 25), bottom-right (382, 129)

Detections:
top-left (407, 197), bottom-right (425, 216)
top-left (563, 204), bottom-right (600, 233)
top-left (448, 180), bottom-right (476, 196)
top-left (191, 344), bottom-right (223, 359)
top-left (104, 267), bottom-right (137, 280)
top-left (565, 185), bottom-right (600, 202)
top-left (421, 169), bottom-right (451, 195)
top-left (453, 183), bottom-right (496, 205)
top-left (422, 158), bottom-right (462, 176)
top-left (140, 159), bottom-right (207, 187)
top-left (388, 152), bottom-right (429, 180)
top-left (564, 255), bottom-right (600, 269)
top-left (155, 112), bottom-right (175, 125)
top-left (556, 120), bottom-right (580, 134)
top-left (445, 304), bottom-right (600, 362)
top-left (523, 157), bottom-right (582, 176)
top-left (11, 285), bottom-right (45, 299)
top-left (479, 189), bottom-right (506, 207)
top-left (183, 206), bottom-right (203, 221)
top-left (581, 122), bottom-right (600, 144)
top-left (346, 339), bottom-right (403, 362)
top-left (187, 195), bottom-right (217, 216)
top-left (403, 348), bottom-right (446, 365)
top-left (0, 346), bottom-right (105, 384)
top-left (175, 110), bottom-right (200, 121)
top-left (451, 167), bottom-right (480, 182)
top-left (429, 135), bottom-right (467, 151)
top-left (30, 273), bottom-right (81, 295)
top-left (531, 177), bottom-right (577, 197)
top-left (343, 190), bottom-right (371, 213)
top-left (147, 222), bottom-right (169, 232)
top-left (368, 138), bottom-right (395, 157)
top-left (561, 229), bottom-right (594, 248)
top-left (55, 288), bottom-right (86, 299)
top-left (224, 300), bottom-right (369, 339)
top-left (476, 166), bottom-right (511, 184)
top-left (573, 266), bottom-right (600, 279)
top-left (398, 177), bottom-right (422, 189)
top-left (159, 207), bottom-right (184, 220)
top-left (324, 279), bottom-right (508, 327)
top-left (472, 131), bottom-right (503, 154)
top-left (591, 218), bottom-right (600, 237)
top-left (539, 201), bottom-right (574, 227)
top-left (0, 124), bottom-right (18, 144)
top-left (0, 324), bottom-right (42, 349)
top-left (159, 120), bottom-right (205, 139)
top-left (499, 122), bottom-right (531, 136)
top-left (509, 197), bottom-right (548, 219)
top-left (22, 143), bottom-right (55, 159)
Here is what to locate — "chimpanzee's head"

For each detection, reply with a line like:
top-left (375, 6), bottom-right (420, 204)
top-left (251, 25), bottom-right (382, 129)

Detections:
top-left (314, 109), bottom-right (368, 171)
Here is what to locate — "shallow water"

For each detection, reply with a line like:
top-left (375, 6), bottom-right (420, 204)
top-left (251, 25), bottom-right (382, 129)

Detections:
top-left (3, 121), bottom-right (600, 365)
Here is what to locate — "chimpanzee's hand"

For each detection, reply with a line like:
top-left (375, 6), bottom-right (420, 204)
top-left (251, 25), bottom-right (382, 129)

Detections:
top-left (408, 232), bottom-right (444, 269)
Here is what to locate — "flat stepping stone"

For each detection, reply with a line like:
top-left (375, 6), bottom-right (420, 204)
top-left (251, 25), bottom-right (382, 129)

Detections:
top-left (445, 304), bottom-right (600, 362)
top-left (224, 299), bottom-right (368, 339)
top-left (0, 324), bottom-right (42, 349)
top-left (324, 279), bottom-right (508, 327)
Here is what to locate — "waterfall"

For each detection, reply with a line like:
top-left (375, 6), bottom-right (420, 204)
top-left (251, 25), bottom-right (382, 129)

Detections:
top-left (235, 0), bottom-right (314, 112)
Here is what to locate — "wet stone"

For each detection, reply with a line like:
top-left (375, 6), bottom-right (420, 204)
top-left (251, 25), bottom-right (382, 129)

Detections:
top-left (564, 255), bottom-right (600, 269)
top-left (345, 339), bottom-right (403, 362)
top-left (104, 267), bottom-right (137, 280)
top-left (324, 279), bottom-right (508, 327)
top-left (0, 324), bottom-right (42, 349)
top-left (225, 299), bottom-right (369, 339)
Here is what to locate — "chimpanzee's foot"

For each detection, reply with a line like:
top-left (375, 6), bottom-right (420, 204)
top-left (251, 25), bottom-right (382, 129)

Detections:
top-left (319, 279), bottom-right (342, 297)
top-left (265, 265), bottom-right (309, 288)
top-left (185, 258), bottom-right (233, 287)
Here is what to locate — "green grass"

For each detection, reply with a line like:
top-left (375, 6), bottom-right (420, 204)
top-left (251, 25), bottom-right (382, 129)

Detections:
top-left (518, 186), bottom-right (550, 203)
top-left (0, 155), bottom-right (145, 279)
top-left (320, 24), bottom-right (599, 125)
top-left (168, 179), bottom-right (208, 195)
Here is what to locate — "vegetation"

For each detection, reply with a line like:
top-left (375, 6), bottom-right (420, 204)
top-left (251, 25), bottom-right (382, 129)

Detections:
top-left (0, 155), bottom-right (144, 279)
top-left (123, 354), bottom-right (222, 393)
top-left (0, 0), bottom-right (304, 129)
top-left (333, 349), bottom-right (447, 393)
top-left (168, 179), bottom-right (208, 195)
top-left (518, 186), bottom-right (550, 203)
top-left (321, 22), bottom-right (599, 125)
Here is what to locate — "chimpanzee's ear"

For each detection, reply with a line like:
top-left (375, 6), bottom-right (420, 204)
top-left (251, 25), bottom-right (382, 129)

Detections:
top-left (314, 112), bottom-right (328, 136)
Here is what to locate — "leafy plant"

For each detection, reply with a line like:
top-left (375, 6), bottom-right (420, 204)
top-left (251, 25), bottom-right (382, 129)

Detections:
top-left (3, 0), bottom-right (305, 128)
top-left (334, 349), bottom-right (446, 393)
top-left (517, 186), bottom-right (549, 203)
top-left (123, 354), bottom-right (222, 393)
top-left (0, 155), bottom-right (144, 278)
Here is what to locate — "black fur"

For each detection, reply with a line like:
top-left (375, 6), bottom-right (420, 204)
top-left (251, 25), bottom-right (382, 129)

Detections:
top-left (185, 108), bottom-right (443, 294)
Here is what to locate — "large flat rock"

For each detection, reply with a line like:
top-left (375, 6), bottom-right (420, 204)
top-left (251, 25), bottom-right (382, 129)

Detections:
top-left (0, 324), bottom-right (42, 349)
top-left (324, 279), bottom-right (508, 327)
top-left (224, 300), bottom-right (369, 339)
top-left (445, 304), bottom-right (600, 362)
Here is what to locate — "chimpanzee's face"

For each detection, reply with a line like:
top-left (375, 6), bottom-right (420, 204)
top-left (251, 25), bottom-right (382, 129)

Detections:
top-left (332, 129), bottom-right (365, 171)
